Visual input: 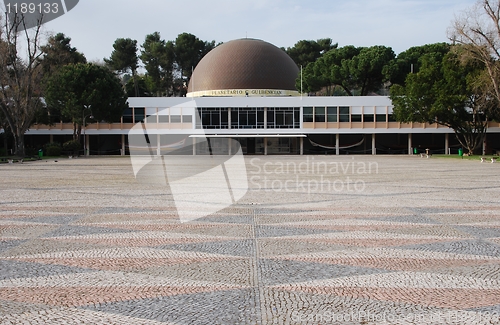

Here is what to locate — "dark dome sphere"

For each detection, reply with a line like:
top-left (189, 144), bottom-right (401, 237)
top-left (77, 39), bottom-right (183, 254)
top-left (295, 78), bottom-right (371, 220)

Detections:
top-left (187, 38), bottom-right (299, 96)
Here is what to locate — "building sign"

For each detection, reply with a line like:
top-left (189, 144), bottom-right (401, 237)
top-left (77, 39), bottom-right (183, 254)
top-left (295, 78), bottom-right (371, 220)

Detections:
top-left (187, 89), bottom-right (300, 98)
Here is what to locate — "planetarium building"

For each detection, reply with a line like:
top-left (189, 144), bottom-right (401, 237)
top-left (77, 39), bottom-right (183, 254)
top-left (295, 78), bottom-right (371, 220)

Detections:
top-left (25, 38), bottom-right (500, 156)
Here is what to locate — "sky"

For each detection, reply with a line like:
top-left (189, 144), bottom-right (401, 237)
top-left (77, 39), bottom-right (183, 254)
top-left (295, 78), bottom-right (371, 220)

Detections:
top-left (38, 0), bottom-right (478, 63)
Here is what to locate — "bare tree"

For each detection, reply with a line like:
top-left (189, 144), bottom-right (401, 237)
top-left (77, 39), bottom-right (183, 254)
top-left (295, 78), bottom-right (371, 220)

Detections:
top-left (449, 0), bottom-right (500, 106)
top-left (0, 12), bottom-right (45, 157)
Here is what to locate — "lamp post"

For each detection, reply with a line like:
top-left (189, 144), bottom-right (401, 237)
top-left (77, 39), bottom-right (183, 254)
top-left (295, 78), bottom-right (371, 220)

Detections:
top-left (83, 106), bottom-right (93, 157)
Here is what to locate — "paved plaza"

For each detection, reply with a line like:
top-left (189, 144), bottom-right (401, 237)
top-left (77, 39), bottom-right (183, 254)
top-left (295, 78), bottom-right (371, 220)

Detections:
top-left (0, 155), bottom-right (500, 324)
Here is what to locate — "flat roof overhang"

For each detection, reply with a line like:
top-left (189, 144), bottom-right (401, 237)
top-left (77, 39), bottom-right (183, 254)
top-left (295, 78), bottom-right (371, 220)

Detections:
top-left (189, 134), bottom-right (307, 138)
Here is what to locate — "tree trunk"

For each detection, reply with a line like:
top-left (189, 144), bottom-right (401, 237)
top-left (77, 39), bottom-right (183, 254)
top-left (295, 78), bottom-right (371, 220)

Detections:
top-left (73, 123), bottom-right (82, 141)
top-left (455, 130), bottom-right (485, 156)
top-left (341, 84), bottom-right (353, 96)
top-left (13, 131), bottom-right (25, 157)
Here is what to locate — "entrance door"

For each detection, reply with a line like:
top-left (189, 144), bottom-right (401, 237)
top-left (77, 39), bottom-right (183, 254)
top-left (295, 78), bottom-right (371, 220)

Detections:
top-left (247, 138), bottom-right (256, 154)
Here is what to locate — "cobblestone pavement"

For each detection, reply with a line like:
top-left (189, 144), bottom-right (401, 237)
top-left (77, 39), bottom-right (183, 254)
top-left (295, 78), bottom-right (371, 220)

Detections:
top-left (0, 155), bottom-right (500, 324)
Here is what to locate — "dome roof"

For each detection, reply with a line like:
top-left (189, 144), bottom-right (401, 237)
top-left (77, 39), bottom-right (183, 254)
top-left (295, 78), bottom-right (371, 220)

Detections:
top-left (187, 38), bottom-right (300, 97)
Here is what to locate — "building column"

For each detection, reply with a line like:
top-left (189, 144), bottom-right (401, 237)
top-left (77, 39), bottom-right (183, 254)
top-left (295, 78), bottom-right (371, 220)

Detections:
top-left (85, 134), bottom-right (90, 156)
top-left (264, 137), bottom-right (268, 155)
top-left (121, 134), bottom-right (125, 156)
top-left (264, 107), bottom-right (268, 129)
top-left (336, 134), bottom-right (340, 156)
top-left (228, 137), bottom-right (232, 156)
top-left (49, 134), bottom-right (54, 143)
top-left (300, 137), bottom-right (304, 156)
top-left (483, 134), bottom-right (487, 155)
top-left (445, 133), bottom-right (449, 155)
top-left (156, 134), bottom-right (161, 156)
top-left (372, 134), bottom-right (376, 155)
top-left (228, 108), bottom-right (231, 130)
top-left (193, 138), bottom-right (196, 156)
top-left (408, 133), bottom-right (412, 155)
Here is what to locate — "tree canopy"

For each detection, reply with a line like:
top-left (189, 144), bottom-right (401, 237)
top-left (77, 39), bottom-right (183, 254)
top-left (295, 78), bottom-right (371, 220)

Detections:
top-left (0, 13), bottom-right (45, 157)
top-left (284, 38), bottom-right (337, 68)
top-left (140, 32), bottom-right (175, 96)
top-left (300, 45), bottom-right (395, 96)
top-left (38, 33), bottom-right (87, 124)
top-left (40, 33), bottom-right (86, 76)
top-left (45, 63), bottom-right (128, 140)
top-left (390, 45), bottom-right (496, 154)
top-left (385, 43), bottom-right (450, 86)
top-left (174, 32), bottom-right (216, 92)
top-left (103, 32), bottom-right (217, 97)
top-left (105, 38), bottom-right (139, 96)
top-left (125, 75), bottom-right (151, 97)
top-left (449, 0), bottom-right (500, 108)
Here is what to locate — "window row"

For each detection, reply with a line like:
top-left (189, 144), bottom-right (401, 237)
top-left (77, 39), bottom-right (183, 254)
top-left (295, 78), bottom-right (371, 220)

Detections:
top-left (303, 107), bottom-right (396, 123)
top-left (303, 106), bottom-right (350, 123)
top-left (196, 107), bottom-right (300, 129)
top-left (123, 107), bottom-right (145, 124)
top-left (350, 114), bottom-right (397, 122)
top-left (124, 108), bottom-right (193, 124)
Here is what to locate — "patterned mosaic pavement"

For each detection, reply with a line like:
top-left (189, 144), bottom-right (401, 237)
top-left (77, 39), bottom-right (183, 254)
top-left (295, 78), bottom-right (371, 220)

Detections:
top-left (0, 156), bottom-right (500, 324)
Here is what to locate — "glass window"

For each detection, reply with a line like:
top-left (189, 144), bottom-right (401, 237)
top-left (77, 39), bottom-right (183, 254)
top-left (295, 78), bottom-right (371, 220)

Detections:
top-left (134, 107), bottom-right (145, 123)
top-left (171, 115), bottom-right (182, 123)
top-left (275, 111), bottom-right (285, 127)
top-left (376, 114), bottom-right (387, 122)
top-left (351, 114), bottom-right (362, 122)
top-left (231, 110), bottom-right (238, 128)
top-left (339, 106), bottom-right (350, 115)
top-left (265, 108), bottom-right (299, 128)
top-left (339, 106), bottom-right (350, 122)
top-left (239, 111), bottom-right (248, 127)
top-left (267, 109), bottom-right (275, 128)
top-left (339, 114), bottom-right (350, 122)
top-left (363, 114), bottom-right (374, 122)
top-left (123, 108), bottom-right (133, 123)
top-left (303, 107), bottom-right (313, 123)
top-left (194, 108), bottom-right (228, 129)
top-left (201, 110), bottom-right (210, 126)
top-left (159, 115), bottom-right (169, 123)
top-left (388, 114), bottom-right (396, 122)
top-left (257, 110), bottom-right (264, 128)
top-left (248, 110), bottom-right (257, 127)
top-left (146, 115), bottom-right (158, 124)
top-left (183, 115), bottom-right (192, 123)
top-left (211, 110), bottom-right (220, 126)
top-left (285, 111), bottom-right (294, 126)
top-left (221, 109), bottom-right (228, 127)
top-left (315, 107), bottom-right (325, 122)
top-left (327, 107), bottom-right (337, 122)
